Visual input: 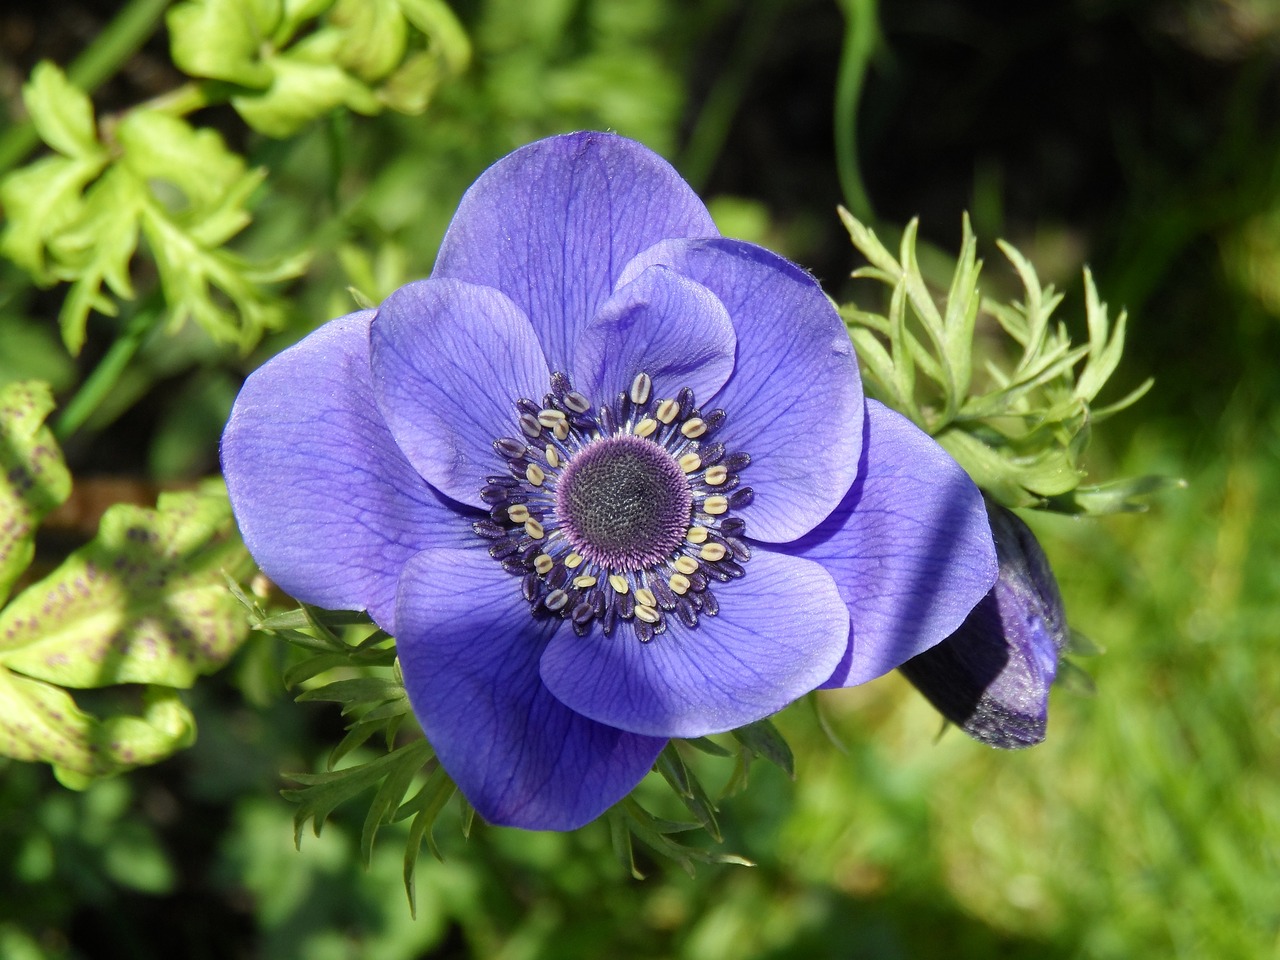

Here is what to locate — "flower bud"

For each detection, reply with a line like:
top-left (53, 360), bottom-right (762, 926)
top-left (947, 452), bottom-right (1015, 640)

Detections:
top-left (899, 498), bottom-right (1068, 748)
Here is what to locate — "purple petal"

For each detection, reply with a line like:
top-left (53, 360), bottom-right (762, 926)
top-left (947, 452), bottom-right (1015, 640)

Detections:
top-left (774, 400), bottom-right (997, 688)
top-left (899, 500), bottom-right (1068, 748)
top-left (221, 311), bottom-right (470, 634)
top-left (539, 551), bottom-right (848, 738)
top-left (370, 278), bottom-right (550, 509)
top-left (432, 132), bottom-right (719, 373)
top-left (618, 238), bottom-right (864, 542)
top-left (572, 264), bottom-right (736, 407)
top-left (396, 549), bottom-right (666, 830)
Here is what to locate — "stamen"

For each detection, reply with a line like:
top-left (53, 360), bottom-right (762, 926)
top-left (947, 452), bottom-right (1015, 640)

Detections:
top-left (538, 409), bottom-right (567, 428)
top-left (563, 391), bottom-right (592, 414)
top-left (630, 372), bottom-right (652, 405)
top-left (565, 552), bottom-right (584, 569)
top-left (524, 519), bottom-right (545, 539)
top-left (635, 604), bottom-right (660, 624)
top-left (634, 418), bottom-right (657, 438)
top-left (668, 574), bottom-right (691, 595)
top-left (573, 575), bottom-right (598, 589)
top-left (679, 453), bottom-right (702, 473)
top-left (704, 465), bottom-right (728, 486)
top-left (507, 504), bottom-right (531, 523)
top-left (702, 495), bottom-right (729, 515)
top-left (673, 556), bottom-right (699, 575)
top-left (635, 587), bottom-right (657, 608)
top-left (545, 589), bottom-right (569, 612)
top-left (681, 418), bottom-right (707, 438)
top-left (655, 399), bottom-right (680, 424)
top-left (686, 526), bottom-right (709, 544)
top-left (609, 574), bottom-right (629, 594)
top-left (699, 542), bottom-right (727, 562)
top-left (545, 445), bottom-right (561, 468)
top-left (534, 553), bottom-right (554, 574)
top-left (526, 463), bottom-right (545, 486)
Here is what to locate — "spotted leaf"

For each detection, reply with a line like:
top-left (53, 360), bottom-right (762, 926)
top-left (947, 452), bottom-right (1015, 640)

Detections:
top-left (0, 485), bottom-right (251, 689)
top-left (0, 381), bottom-right (72, 606)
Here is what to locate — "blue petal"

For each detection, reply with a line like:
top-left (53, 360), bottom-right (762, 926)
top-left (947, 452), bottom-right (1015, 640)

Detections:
top-left (618, 238), bottom-right (864, 542)
top-left (774, 400), bottom-right (997, 687)
top-left (396, 549), bottom-right (666, 830)
top-left (899, 500), bottom-right (1068, 748)
top-left (432, 132), bottom-right (719, 373)
top-left (370, 278), bottom-right (550, 509)
top-left (572, 264), bottom-right (736, 408)
top-left (221, 311), bottom-right (470, 634)
top-left (539, 551), bottom-right (848, 738)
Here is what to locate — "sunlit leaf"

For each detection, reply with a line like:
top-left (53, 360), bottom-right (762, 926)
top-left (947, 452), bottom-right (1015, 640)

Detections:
top-left (0, 381), bottom-right (72, 604)
top-left (0, 485), bottom-right (251, 689)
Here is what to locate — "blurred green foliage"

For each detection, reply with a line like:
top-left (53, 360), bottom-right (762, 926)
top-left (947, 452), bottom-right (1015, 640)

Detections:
top-left (1, 0), bottom-right (1278, 958)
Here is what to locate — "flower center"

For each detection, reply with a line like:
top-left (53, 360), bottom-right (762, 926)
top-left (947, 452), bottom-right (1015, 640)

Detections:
top-left (555, 435), bottom-right (692, 570)
top-left (471, 371), bottom-right (754, 642)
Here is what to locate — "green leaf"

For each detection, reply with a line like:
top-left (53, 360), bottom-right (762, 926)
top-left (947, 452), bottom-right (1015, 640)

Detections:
top-left (283, 739), bottom-right (433, 845)
top-left (730, 718), bottom-right (795, 778)
top-left (0, 157), bottom-right (107, 282)
top-left (22, 61), bottom-right (102, 160)
top-left (0, 64), bottom-right (108, 282)
top-left (48, 166), bottom-right (144, 353)
top-left (330, 0), bottom-right (409, 82)
top-left (398, 764), bottom-right (456, 915)
top-left (167, 0), bottom-right (282, 88)
top-left (0, 486), bottom-right (250, 689)
top-left (0, 670), bottom-right (195, 786)
top-left (395, 0), bottom-right (471, 75)
top-left (1046, 474), bottom-right (1188, 515)
top-left (0, 381), bottom-right (72, 605)
top-left (655, 743), bottom-right (721, 841)
top-left (231, 51), bottom-right (380, 137)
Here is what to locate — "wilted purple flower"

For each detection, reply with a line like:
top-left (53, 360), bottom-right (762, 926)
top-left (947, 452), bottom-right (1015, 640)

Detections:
top-left (221, 132), bottom-right (997, 830)
top-left (899, 498), bottom-right (1068, 748)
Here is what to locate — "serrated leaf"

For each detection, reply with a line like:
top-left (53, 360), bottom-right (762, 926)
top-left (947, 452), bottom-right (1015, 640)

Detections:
top-left (0, 381), bottom-right (72, 604)
top-left (231, 52), bottom-right (380, 136)
top-left (1046, 474), bottom-right (1187, 515)
top-left (116, 110), bottom-right (257, 229)
top-left (361, 738), bottom-right (430, 865)
top-left (330, 0), bottom-right (409, 82)
top-left (395, 0), bottom-right (471, 74)
top-left (0, 154), bottom-right (108, 279)
top-left (48, 166), bottom-right (143, 353)
top-left (0, 669), bottom-right (195, 785)
top-left (284, 739), bottom-right (432, 844)
top-left (730, 718), bottom-right (795, 778)
top-left (399, 764), bottom-right (456, 914)
top-left (167, 0), bottom-right (282, 88)
top-left (616, 798), bottom-right (752, 876)
top-left (23, 62), bottom-right (102, 160)
top-left (0, 487), bottom-right (250, 689)
top-left (296, 676), bottom-right (405, 710)
top-left (655, 744), bottom-right (721, 841)
top-left (936, 428), bottom-right (1040, 507)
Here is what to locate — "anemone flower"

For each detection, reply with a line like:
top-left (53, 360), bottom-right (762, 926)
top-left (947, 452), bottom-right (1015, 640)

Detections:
top-left (222, 131), bottom-right (997, 830)
top-left (899, 498), bottom-right (1069, 748)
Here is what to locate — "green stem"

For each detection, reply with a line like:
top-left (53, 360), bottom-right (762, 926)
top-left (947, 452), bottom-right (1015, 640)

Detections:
top-left (0, 0), bottom-right (174, 174)
top-left (54, 300), bottom-right (163, 441)
top-left (833, 0), bottom-right (880, 222)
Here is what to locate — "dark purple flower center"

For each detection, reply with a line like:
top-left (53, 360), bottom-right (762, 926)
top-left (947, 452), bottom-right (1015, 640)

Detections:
top-left (555, 435), bottom-right (692, 570)
top-left (472, 371), bottom-right (754, 642)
